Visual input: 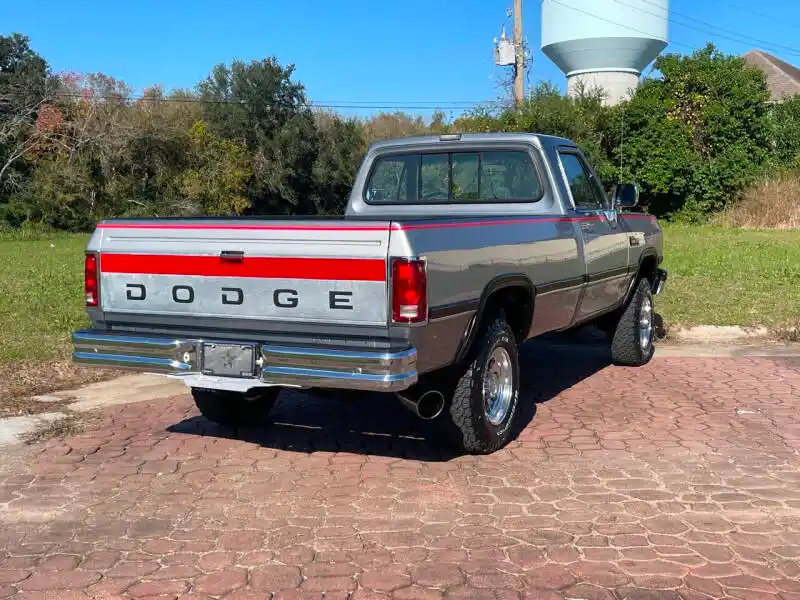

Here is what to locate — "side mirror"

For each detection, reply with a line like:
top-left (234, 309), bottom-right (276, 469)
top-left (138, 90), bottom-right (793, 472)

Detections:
top-left (612, 182), bottom-right (639, 209)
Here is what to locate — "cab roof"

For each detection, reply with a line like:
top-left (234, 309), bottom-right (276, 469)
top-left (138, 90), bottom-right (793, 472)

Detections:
top-left (367, 132), bottom-right (576, 154)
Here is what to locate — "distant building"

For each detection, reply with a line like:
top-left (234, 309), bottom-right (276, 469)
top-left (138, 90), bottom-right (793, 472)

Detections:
top-left (743, 50), bottom-right (800, 102)
top-left (541, 0), bottom-right (669, 106)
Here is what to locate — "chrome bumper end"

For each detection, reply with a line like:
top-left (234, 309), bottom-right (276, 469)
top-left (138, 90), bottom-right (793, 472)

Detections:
top-left (71, 330), bottom-right (418, 393)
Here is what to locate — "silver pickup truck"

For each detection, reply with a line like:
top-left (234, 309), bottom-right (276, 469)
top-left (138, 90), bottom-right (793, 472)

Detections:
top-left (73, 132), bottom-right (666, 454)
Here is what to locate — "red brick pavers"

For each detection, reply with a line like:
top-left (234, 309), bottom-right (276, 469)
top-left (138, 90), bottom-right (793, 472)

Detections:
top-left (1, 346), bottom-right (799, 599)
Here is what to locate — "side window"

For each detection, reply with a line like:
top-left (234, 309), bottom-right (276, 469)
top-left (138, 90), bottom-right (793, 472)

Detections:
top-left (451, 153), bottom-right (479, 201)
top-left (420, 154), bottom-right (449, 202)
top-left (559, 152), bottom-right (604, 210)
top-left (480, 151), bottom-right (542, 201)
top-left (365, 154), bottom-right (419, 203)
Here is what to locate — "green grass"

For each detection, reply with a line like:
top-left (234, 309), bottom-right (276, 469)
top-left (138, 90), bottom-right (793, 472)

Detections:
top-left (659, 225), bottom-right (800, 329)
top-left (0, 225), bottom-right (798, 364)
top-left (0, 233), bottom-right (91, 362)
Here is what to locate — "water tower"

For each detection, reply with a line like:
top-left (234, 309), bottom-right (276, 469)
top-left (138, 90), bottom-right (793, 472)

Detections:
top-left (541, 0), bottom-right (669, 105)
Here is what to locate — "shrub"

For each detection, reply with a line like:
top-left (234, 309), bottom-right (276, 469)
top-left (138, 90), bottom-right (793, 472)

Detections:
top-left (617, 44), bottom-right (772, 222)
top-left (719, 170), bottom-right (800, 229)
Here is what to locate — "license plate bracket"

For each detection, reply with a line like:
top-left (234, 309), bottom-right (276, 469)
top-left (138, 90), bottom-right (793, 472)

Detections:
top-left (201, 343), bottom-right (256, 377)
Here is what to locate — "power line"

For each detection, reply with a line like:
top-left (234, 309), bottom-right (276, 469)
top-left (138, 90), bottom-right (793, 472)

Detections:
top-left (705, 0), bottom-right (800, 32)
top-left (610, 0), bottom-right (800, 57)
top-left (50, 92), bottom-right (495, 111)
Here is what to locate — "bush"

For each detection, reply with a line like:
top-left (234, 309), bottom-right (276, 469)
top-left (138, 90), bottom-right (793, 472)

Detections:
top-left (719, 170), bottom-right (800, 229)
top-left (616, 44), bottom-right (772, 221)
top-left (771, 95), bottom-right (800, 169)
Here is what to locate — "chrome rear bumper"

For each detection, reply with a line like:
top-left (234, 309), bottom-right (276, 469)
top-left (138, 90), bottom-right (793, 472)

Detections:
top-left (72, 330), bottom-right (418, 393)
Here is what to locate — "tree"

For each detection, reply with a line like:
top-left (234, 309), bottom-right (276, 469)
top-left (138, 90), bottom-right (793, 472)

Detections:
top-left (362, 112), bottom-right (430, 145)
top-left (0, 34), bottom-right (54, 197)
top-left (310, 111), bottom-right (367, 215)
top-left (615, 44), bottom-right (772, 220)
top-left (197, 58), bottom-right (317, 214)
top-left (106, 87), bottom-right (198, 218)
top-left (771, 95), bottom-right (800, 169)
top-left (181, 120), bottom-right (252, 215)
top-left (8, 156), bottom-right (95, 230)
top-left (198, 58), bottom-right (308, 148)
top-left (0, 33), bottom-right (49, 112)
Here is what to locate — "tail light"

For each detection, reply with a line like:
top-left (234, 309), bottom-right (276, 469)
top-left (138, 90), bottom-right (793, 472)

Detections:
top-left (391, 258), bottom-right (427, 323)
top-left (85, 253), bottom-right (98, 307)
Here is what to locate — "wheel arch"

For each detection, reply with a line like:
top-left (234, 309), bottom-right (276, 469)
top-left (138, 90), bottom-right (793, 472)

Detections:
top-left (453, 274), bottom-right (535, 364)
top-left (622, 249), bottom-right (659, 306)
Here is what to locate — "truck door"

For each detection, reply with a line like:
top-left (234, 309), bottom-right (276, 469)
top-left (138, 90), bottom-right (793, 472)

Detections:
top-left (556, 149), bottom-right (630, 320)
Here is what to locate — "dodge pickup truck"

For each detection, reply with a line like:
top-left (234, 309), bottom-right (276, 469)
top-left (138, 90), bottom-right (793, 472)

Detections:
top-left (72, 132), bottom-right (666, 454)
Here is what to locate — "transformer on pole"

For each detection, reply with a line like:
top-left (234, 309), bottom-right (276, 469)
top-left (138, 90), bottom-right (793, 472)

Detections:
top-left (493, 2), bottom-right (526, 105)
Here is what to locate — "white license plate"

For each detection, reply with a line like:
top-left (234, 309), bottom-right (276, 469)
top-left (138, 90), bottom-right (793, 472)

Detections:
top-left (201, 343), bottom-right (255, 377)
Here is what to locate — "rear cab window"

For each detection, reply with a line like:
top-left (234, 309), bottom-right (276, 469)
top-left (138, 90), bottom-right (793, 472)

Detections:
top-left (365, 150), bottom-right (544, 205)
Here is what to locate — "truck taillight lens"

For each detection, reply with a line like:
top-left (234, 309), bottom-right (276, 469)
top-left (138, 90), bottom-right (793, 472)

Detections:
top-left (392, 258), bottom-right (427, 324)
top-left (85, 253), bottom-right (98, 307)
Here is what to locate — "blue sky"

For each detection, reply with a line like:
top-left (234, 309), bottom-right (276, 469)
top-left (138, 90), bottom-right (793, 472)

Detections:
top-left (5, 0), bottom-right (800, 119)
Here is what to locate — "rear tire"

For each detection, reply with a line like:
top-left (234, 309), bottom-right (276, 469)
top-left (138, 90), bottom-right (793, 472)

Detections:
top-left (443, 315), bottom-right (521, 455)
top-left (191, 387), bottom-right (280, 427)
top-left (611, 278), bottom-right (655, 366)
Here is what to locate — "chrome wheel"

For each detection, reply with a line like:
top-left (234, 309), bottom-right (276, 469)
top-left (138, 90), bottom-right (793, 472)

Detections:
top-left (483, 346), bottom-right (514, 426)
top-left (639, 294), bottom-right (653, 350)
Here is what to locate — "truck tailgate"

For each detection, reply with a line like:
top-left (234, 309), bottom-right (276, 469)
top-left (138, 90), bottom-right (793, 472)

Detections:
top-left (93, 219), bottom-right (392, 326)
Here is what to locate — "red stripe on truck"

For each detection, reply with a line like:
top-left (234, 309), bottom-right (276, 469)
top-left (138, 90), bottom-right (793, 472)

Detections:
top-left (396, 215), bottom-right (603, 231)
top-left (99, 254), bottom-right (387, 281)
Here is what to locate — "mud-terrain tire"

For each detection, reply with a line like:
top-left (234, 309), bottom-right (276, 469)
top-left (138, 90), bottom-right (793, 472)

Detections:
top-left (191, 387), bottom-right (280, 427)
top-left (611, 278), bottom-right (655, 366)
top-left (444, 315), bottom-right (521, 455)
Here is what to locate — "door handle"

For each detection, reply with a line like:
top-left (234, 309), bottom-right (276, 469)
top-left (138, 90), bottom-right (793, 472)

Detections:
top-left (580, 222), bottom-right (594, 233)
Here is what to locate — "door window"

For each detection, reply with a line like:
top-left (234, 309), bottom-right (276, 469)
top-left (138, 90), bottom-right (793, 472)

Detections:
top-left (558, 152), bottom-right (605, 210)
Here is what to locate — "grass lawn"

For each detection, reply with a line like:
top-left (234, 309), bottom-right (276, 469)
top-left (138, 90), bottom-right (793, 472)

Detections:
top-left (0, 224), bottom-right (797, 365)
top-left (0, 233), bottom-right (91, 363)
top-left (0, 232), bottom-right (108, 413)
top-left (659, 225), bottom-right (800, 330)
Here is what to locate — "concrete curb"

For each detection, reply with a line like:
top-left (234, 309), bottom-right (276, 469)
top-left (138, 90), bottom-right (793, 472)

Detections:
top-left (0, 375), bottom-right (186, 447)
top-left (667, 325), bottom-right (772, 343)
top-left (666, 325), bottom-right (799, 343)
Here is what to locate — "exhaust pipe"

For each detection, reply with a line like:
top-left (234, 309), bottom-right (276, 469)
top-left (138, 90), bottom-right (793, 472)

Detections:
top-left (397, 388), bottom-right (446, 420)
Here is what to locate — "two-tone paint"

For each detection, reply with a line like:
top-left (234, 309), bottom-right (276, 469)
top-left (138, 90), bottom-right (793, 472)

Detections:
top-left (73, 132), bottom-right (664, 392)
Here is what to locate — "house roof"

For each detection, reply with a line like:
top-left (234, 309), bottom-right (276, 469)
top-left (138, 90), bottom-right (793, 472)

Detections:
top-left (743, 50), bottom-right (800, 101)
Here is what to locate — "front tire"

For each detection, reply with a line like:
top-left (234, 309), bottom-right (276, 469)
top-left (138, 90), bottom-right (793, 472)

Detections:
top-left (191, 387), bottom-right (280, 427)
top-left (444, 316), bottom-right (521, 455)
top-left (611, 278), bottom-right (656, 366)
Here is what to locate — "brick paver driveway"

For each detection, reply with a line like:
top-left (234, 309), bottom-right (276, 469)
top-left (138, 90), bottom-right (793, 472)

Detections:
top-left (1, 342), bottom-right (799, 600)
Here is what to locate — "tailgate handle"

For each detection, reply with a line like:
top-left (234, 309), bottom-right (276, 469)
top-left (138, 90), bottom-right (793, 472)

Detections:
top-left (220, 250), bottom-right (245, 262)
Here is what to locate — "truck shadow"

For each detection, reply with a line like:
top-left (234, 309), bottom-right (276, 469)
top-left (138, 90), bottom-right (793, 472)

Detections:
top-left (167, 328), bottom-right (619, 461)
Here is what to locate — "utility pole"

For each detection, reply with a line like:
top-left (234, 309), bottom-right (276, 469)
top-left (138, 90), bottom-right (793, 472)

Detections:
top-left (513, 0), bottom-right (524, 106)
